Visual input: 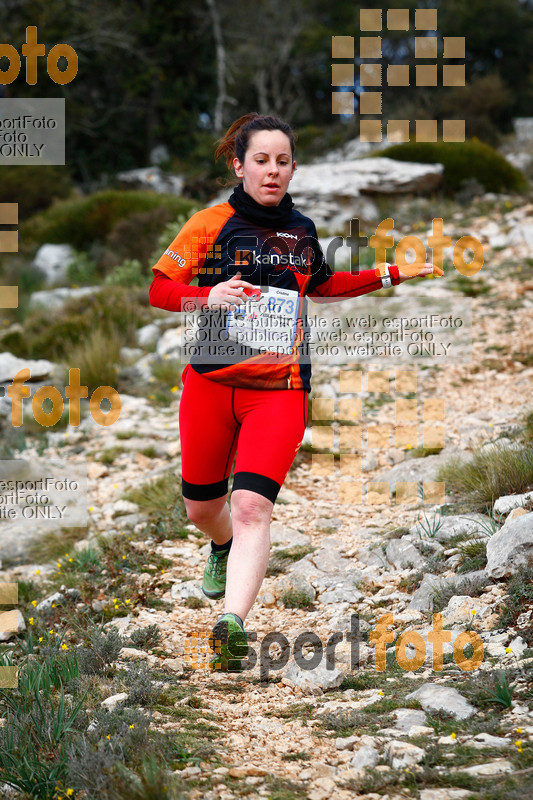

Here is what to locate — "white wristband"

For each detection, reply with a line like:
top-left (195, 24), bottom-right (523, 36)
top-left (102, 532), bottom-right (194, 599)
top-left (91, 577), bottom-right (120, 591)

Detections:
top-left (381, 263), bottom-right (392, 289)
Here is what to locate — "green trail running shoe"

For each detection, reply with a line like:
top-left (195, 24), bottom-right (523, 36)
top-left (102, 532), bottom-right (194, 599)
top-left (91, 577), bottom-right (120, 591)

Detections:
top-left (202, 547), bottom-right (230, 599)
top-left (209, 612), bottom-right (248, 673)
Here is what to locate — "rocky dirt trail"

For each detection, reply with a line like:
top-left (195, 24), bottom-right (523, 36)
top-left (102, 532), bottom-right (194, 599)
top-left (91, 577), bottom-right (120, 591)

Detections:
top-left (2, 202), bottom-right (533, 799)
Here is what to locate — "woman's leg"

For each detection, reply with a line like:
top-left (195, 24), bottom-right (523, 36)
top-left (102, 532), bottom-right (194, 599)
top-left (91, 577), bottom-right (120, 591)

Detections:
top-left (183, 495), bottom-right (232, 546)
top-left (179, 368), bottom-right (240, 547)
top-left (222, 386), bottom-right (308, 623)
top-left (223, 489), bottom-right (273, 622)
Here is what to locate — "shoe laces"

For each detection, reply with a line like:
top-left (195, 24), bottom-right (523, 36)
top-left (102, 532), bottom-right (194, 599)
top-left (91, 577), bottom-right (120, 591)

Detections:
top-left (208, 551), bottom-right (227, 577)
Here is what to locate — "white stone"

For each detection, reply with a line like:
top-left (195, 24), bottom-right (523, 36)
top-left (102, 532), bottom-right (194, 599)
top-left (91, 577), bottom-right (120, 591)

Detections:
top-left (0, 352), bottom-right (55, 383)
top-left (116, 166), bottom-right (183, 195)
top-left (406, 684), bottom-right (476, 720)
top-left (136, 323), bottom-right (160, 348)
top-left (349, 745), bottom-right (379, 769)
top-left (386, 538), bottom-right (426, 569)
top-left (467, 732), bottom-right (511, 749)
top-left (0, 610), bottom-right (25, 641)
top-left (29, 286), bottom-right (100, 311)
top-left (486, 512), bottom-right (533, 578)
top-left (493, 490), bottom-right (533, 516)
top-left (441, 595), bottom-right (490, 625)
top-left (32, 243), bottom-right (74, 285)
top-left (156, 328), bottom-right (181, 357)
top-left (112, 500), bottom-right (139, 517)
top-left (459, 759), bottom-right (513, 776)
top-left (35, 592), bottom-right (65, 614)
top-left (281, 659), bottom-right (345, 695)
top-left (101, 692), bottom-right (128, 712)
top-left (384, 740), bottom-right (425, 769)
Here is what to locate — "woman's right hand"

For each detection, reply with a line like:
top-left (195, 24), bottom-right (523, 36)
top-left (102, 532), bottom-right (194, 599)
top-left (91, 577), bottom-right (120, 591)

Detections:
top-left (207, 271), bottom-right (257, 310)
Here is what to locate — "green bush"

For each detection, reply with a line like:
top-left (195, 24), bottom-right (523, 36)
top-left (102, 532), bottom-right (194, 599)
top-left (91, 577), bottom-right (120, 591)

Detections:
top-left (0, 164), bottom-right (73, 219)
top-left (374, 140), bottom-right (527, 194)
top-left (23, 189), bottom-right (197, 250)
top-left (105, 206), bottom-right (175, 269)
top-left (11, 286), bottom-right (151, 362)
top-left (437, 441), bottom-right (533, 512)
top-left (105, 258), bottom-right (147, 288)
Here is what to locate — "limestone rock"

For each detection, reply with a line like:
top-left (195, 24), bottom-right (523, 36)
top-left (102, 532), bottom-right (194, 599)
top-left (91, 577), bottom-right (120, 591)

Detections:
top-left (485, 512), bottom-right (533, 578)
top-left (493, 490), bottom-right (533, 516)
top-left (0, 610), bottom-right (25, 641)
top-left (386, 538), bottom-right (426, 569)
top-left (459, 759), bottom-right (513, 776)
top-left (29, 286), bottom-right (99, 311)
top-left (281, 659), bottom-right (345, 695)
top-left (0, 352), bottom-right (55, 383)
top-left (35, 592), bottom-right (66, 615)
top-left (406, 684), bottom-right (476, 720)
top-left (384, 740), bottom-right (425, 769)
top-left (101, 692), bottom-right (128, 712)
top-left (32, 243), bottom-right (74, 285)
top-left (349, 744), bottom-right (379, 769)
top-left (116, 166), bottom-right (184, 195)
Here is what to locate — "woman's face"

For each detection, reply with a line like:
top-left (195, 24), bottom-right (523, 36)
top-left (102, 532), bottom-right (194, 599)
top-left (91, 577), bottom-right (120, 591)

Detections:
top-left (233, 129), bottom-right (296, 206)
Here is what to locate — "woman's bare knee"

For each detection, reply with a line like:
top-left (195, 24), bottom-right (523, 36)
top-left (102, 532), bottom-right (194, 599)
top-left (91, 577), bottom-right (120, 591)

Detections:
top-left (231, 489), bottom-right (273, 528)
top-left (184, 496), bottom-right (228, 527)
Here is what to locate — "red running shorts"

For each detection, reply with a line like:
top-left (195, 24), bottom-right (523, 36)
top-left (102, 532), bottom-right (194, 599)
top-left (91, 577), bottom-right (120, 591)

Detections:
top-left (179, 364), bottom-right (308, 503)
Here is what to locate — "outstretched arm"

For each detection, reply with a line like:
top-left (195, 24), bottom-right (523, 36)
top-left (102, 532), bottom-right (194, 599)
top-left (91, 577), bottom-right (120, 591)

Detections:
top-left (308, 263), bottom-right (442, 303)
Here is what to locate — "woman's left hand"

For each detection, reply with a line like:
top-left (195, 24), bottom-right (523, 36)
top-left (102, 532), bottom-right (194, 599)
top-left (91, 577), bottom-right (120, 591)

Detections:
top-left (397, 262), bottom-right (444, 283)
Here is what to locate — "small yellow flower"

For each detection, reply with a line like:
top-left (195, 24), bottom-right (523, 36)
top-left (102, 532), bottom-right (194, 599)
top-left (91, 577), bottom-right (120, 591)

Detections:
top-left (106, 734), bottom-right (111, 740)
top-left (66, 790), bottom-right (74, 797)
top-left (122, 555), bottom-right (126, 560)
top-left (171, 386), bottom-right (179, 393)
top-left (69, 557), bottom-right (74, 562)
top-left (451, 732), bottom-right (457, 740)
top-left (31, 600), bottom-right (37, 607)
top-left (506, 647), bottom-right (512, 653)
top-left (164, 354), bottom-right (169, 360)
top-left (52, 603), bottom-right (56, 608)
top-left (516, 727), bottom-right (523, 734)
top-left (57, 562), bottom-right (61, 568)
top-left (515, 739), bottom-right (523, 747)
top-left (35, 569), bottom-right (40, 575)
top-left (113, 484), bottom-right (118, 489)
top-left (470, 609), bottom-right (476, 615)
top-left (129, 724), bottom-right (135, 729)
top-left (89, 506), bottom-right (94, 512)
top-left (125, 599), bottom-right (131, 605)
top-left (29, 617), bottom-right (34, 625)
top-left (149, 394), bottom-right (156, 400)
top-left (49, 629), bottom-right (54, 635)
top-left (112, 598), bottom-right (118, 603)
top-left (62, 644), bottom-right (68, 651)
top-left (161, 569), bottom-right (165, 574)
top-left (39, 637), bottom-right (44, 643)
top-left (378, 690), bottom-right (384, 696)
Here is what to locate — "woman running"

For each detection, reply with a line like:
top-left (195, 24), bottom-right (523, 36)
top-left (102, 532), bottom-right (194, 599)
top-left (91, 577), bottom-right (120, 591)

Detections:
top-left (149, 112), bottom-right (440, 671)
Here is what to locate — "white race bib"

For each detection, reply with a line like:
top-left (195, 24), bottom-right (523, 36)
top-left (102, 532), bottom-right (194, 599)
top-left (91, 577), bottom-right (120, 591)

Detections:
top-left (225, 287), bottom-right (299, 355)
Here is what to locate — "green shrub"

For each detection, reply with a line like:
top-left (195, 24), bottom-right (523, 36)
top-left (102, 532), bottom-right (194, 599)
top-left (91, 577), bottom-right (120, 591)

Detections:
top-left (105, 258), bottom-right (147, 288)
top-left (12, 286), bottom-right (151, 361)
top-left (23, 189), bottom-right (197, 249)
top-left (0, 164), bottom-right (73, 219)
top-left (66, 249), bottom-right (99, 285)
top-left (374, 140), bottom-right (527, 194)
top-left (105, 206), bottom-right (175, 269)
top-left (437, 442), bottom-right (533, 512)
